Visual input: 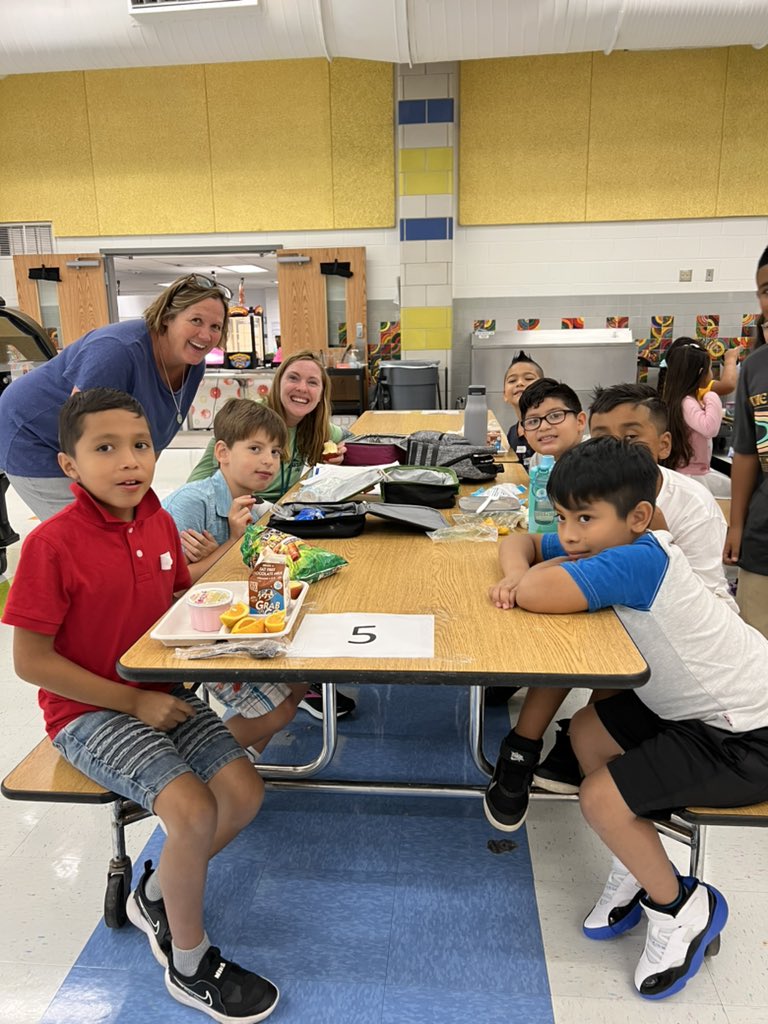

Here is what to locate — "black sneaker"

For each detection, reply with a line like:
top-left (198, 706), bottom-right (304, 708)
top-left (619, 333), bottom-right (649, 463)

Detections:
top-left (484, 686), bottom-right (521, 707)
top-left (533, 718), bottom-right (582, 794)
top-left (166, 945), bottom-right (279, 1023)
top-left (483, 732), bottom-right (542, 832)
top-left (126, 859), bottom-right (172, 966)
top-left (298, 685), bottom-right (356, 720)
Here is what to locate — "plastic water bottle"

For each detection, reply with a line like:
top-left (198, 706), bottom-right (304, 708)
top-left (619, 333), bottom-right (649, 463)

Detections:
top-left (527, 454), bottom-right (557, 534)
top-left (463, 385), bottom-right (487, 445)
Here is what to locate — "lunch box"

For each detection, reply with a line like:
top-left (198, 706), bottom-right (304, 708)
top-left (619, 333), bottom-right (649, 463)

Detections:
top-left (342, 434), bottom-right (408, 466)
top-left (379, 465), bottom-right (460, 509)
top-left (268, 500), bottom-right (448, 537)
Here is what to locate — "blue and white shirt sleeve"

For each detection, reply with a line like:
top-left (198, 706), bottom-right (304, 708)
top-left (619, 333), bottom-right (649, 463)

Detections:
top-left (544, 532), bottom-right (670, 613)
top-left (162, 486), bottom-right (211, 538)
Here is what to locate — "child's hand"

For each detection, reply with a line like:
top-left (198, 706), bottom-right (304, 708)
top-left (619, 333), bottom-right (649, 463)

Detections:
top-left (723, 525), bottom-right (742, 564)
top-left (133, 690), bottom-right (195, 732)
top-left (489, 571), bottom-right (527, 609)
top-left (180, 529), bottom-right (218, 563)
top-left (227, 495), bottom-right (258, 539)
top-left (724, 347), bottom-right (739, 365)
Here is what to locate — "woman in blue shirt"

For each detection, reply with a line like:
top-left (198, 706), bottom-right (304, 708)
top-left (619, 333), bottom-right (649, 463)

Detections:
top-left (0, 274), bottom-right (230, 520)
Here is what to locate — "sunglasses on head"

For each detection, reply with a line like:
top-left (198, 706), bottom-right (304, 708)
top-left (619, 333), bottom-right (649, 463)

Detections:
top-left (176, 274), bottom-right (233, 302)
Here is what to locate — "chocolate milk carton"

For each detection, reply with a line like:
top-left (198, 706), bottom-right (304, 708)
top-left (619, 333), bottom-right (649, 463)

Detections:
top-left (248, 551), bottom-right (291, 617)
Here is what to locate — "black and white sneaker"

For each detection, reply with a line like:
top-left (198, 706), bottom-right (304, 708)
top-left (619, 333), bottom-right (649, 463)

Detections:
top-left (166, 945), bottom-right (279, 1023)
top-left (298, 685), bottom-right (356, 720)
top-left (126, 859), bottom-right (172, 966)
top-left (533, 719), bottom-right (582, 794)
top-left (483, 732), bottom-right (542, 832)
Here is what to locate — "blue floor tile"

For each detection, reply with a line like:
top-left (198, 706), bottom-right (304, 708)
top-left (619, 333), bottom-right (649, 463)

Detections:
top-left (42, 685), bottom-right (553, 1024)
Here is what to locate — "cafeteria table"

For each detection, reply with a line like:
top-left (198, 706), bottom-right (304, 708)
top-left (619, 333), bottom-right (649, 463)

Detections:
top-left (118, 410), bottom-right (649, 799)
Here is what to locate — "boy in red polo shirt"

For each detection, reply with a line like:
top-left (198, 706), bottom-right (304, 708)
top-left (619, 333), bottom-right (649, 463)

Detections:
top-left (2, 388), bottom-right (279, 1024)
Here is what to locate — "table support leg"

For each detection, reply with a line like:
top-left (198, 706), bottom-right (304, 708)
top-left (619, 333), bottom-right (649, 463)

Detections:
top-left (258, 683), bottom-right (339, 779)
top-left (468, 685), bottom-right (494, 778)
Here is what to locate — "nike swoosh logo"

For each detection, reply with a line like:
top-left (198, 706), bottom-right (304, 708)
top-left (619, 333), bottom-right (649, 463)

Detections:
top-left (176, 980), bottom-right (214, 1007)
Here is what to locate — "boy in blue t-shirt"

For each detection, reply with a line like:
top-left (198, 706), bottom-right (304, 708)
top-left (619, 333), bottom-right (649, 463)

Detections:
top-left (510, 436), bottom-right (768, 1000)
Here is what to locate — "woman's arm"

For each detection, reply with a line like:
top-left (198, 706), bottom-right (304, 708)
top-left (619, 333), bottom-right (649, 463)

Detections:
top-left (681, 392), bottom-right (723, 438)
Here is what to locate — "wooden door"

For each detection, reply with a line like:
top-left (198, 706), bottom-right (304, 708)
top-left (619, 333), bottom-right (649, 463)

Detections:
top-left (13, 253), bottom-right (110, 347)
top-left (277, 246), bottom-right (366, 360)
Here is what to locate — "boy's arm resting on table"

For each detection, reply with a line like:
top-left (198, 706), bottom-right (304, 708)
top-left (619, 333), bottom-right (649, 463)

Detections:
top-left (489, 532), bottom-right (545, 609)
top-left (184, 532), bottom-right (238, 583)
top-left (724, 452), bottom-right (760, 563)
top-left (515, 561), bottom-right (590, 613)
top-left (12, 629), bottom-right (194, 732)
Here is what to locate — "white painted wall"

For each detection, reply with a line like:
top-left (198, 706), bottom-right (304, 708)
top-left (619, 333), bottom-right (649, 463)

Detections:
top-left (453, 217), bottom-right (768, 298)
top-left (0, 258), bottom-right (18, 307)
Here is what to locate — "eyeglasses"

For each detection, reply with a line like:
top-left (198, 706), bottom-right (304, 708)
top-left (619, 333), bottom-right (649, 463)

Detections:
top-left (521, 408), bottom-right (576, 431)
top-left (176, 274), bottom-right (233, 302)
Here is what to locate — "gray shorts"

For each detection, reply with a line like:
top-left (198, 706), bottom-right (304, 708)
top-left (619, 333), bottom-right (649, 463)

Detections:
top-left (6, 474), bottom-right (74, 522)
top-left (53, 686), bottom-right (247, 813)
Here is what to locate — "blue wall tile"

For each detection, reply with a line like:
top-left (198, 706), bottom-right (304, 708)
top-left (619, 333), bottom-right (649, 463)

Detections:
top-left (403, 217), bottom-right (450, 242)
top-left (427, 98), bottom-right (455, 123)
top-left (398, 99), bottom-right (427, 125)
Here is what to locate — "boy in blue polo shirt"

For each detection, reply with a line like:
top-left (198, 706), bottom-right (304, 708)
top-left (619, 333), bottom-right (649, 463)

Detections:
top-left (2, 389), bottom-right (278, 1022)
top-left (510, 436), bottom-right (768, 1000)
top-left (163, 398), bottom-right (355, 742)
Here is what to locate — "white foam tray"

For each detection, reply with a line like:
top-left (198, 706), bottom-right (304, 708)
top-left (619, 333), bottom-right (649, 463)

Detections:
top-left (151, 579), bottom-right (309, 647)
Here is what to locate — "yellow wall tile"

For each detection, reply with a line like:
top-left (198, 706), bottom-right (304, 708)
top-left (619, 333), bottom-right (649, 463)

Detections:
top-left (401, 306), bottom-right (452, 329)
top-left (329, 59), bottom-right (395, 228)
top-left (85, 66), bottom-right (215, 235)
top-left (400, 148), bottom-right (427, 172)
top-left (587, 50), bottom-right (726, 221)
top-left (717, 47), bottom-right (768, 216)
top-left (460, 54), bottom-right (591, 224)
top-left (402, 171), bottom-right (453, 196)
top-left (0, 73), bottom-right (99, 236)
top-left (425, 148), bottom-right (453, 171)
top-left (425, 327), bottom-right (453, 347)
top-left (401, 327), bottom-right (427, 349)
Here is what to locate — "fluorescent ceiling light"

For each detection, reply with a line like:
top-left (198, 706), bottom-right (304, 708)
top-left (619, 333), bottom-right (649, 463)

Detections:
top-left (156, 281), bottom-right (175, 286)
top-left (221, 264), bottom-right (268, 274)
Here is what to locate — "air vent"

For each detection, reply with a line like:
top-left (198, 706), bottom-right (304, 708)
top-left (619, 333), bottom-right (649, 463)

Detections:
top-left (129, 0), bottom-right (258, 12)
top-left (0, 223), bottom-right (54, 257)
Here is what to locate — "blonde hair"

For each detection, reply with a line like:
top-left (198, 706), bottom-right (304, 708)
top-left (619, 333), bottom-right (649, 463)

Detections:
top-left (143, 275), bottom-right (230, 343)
top-left (267, 351), bottom-right (332, 467)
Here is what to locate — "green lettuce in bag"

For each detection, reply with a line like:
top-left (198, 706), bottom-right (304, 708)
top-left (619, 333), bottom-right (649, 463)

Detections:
top-left (241, 524), bottom-right (347, 583)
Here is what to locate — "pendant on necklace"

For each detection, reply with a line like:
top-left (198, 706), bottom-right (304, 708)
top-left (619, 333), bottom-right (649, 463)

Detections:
top-left (177, 412), bottom-right (184, 425)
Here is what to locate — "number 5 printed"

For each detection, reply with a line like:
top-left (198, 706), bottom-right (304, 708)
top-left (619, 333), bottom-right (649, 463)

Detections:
top-left (348, 624), bottom-right (377, 645)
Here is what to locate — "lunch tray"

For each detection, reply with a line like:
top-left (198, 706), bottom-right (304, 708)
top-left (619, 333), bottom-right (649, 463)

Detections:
top-left (150, 579), bottom-right (309, 647)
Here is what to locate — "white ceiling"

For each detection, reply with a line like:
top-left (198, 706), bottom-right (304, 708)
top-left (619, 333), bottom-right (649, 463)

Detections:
top-left (2, 0), bottom-right (768, 76)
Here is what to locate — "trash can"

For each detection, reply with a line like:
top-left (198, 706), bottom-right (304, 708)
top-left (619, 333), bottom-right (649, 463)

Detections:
top-left (378, 361), bottom-right (440, 410)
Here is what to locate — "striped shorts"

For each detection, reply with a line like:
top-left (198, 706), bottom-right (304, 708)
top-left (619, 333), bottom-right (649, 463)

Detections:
top-left (204, 680), bottom-right (293, 720)
top-left (53, 686), bottom-right (247, 813)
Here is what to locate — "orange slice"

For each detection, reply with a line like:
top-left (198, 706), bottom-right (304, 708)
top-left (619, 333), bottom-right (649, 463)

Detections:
top-left (264, 611), bottom-right (287, 633)
top-left (220, 602), bottom-right (250, 628)
top-left (231, 616), bottom-right (266, 635)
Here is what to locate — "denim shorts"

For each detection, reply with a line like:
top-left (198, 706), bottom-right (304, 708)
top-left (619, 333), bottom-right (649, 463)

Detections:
top-left (53, 686), bottom-right (247, 813)
top-left (205, 680), bottom-right (292, 720)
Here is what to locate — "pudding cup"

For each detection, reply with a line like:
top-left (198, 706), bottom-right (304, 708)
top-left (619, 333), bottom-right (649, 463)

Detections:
top-left (186, 587), bottom-right (234, 632)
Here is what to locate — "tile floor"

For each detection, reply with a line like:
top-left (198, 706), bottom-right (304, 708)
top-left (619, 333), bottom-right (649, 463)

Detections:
top-left (0, 445), bottom-right (767, 1024)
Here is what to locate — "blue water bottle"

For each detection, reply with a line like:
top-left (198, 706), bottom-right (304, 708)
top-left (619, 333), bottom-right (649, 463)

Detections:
top-left (527, 455), bottom-right (557, 534)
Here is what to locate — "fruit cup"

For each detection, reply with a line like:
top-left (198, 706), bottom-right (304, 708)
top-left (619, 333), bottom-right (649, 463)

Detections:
top-left (186, 587), bottom-right (234, 632)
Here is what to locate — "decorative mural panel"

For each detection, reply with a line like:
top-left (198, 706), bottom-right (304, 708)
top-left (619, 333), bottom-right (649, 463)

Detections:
top-left (517, 319), bottom-right (540, 331)
top-left (561, 318), bottom-right (585, 329)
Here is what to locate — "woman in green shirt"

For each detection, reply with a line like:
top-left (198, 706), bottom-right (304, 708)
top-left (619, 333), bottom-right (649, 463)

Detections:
top-left (188, 350), bottom-right (346, 501)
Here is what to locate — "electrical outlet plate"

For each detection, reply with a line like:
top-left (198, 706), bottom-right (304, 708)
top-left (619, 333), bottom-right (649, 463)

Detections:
top-left (679, 269), bottom-right (693, 282)
top-left (705, 268), bottom-right (715, 282)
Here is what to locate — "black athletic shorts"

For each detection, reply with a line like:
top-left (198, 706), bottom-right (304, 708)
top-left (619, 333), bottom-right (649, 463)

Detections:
top-left (595, 691), bottom-right (768, 819)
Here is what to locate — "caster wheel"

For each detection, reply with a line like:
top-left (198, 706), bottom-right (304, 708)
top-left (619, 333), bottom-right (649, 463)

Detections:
top-left (104, 871), bottom-right (129, 929)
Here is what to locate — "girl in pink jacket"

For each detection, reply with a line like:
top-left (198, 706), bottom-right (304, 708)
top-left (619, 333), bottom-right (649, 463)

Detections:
top-left (662, 340), bottom-right (723, 479)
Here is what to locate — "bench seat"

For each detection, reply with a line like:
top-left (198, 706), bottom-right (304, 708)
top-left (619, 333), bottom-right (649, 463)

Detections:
top-left (1, 738), bottom-right (116, 804)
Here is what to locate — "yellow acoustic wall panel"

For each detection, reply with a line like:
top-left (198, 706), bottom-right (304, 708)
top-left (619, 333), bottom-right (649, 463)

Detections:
top-left (460, 55), bottom-right (592, 225)
top-left (717, 47), bottom-right (768, 216)
top-left (206, 60), bottom-right (334, 232)
top-left (85, 66), bottom-right (215, 235)
top-left (0, 73), bottom-right (99, 236)
top-left (330, 59), bottom-right (394, 228)
top-left (587, 50), bottom-right (727, 221)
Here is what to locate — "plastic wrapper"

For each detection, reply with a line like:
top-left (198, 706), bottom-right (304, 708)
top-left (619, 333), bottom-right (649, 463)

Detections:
top-left (453, 510), bottom-right (528, 533)
top-left (427, 523), bottom-right (499, 543)
top-left (294, 466), bottom-right (384, 503)
top-left (173, 639), bottom-right (290, 660)
top-left (240, 524), bottom-right (347, 582)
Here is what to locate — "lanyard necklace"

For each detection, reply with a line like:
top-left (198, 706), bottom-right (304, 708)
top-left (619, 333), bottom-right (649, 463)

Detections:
top-left (279, 432), bottom-right (299, 494)
top-left (157, 345), bottom-right (188, 426)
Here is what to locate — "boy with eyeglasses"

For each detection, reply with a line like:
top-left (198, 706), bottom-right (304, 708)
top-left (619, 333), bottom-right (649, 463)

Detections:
top-left (518, 378), bottom-right (587, 467)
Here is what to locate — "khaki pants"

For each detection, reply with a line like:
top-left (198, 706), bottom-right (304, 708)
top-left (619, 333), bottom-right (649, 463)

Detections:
top-left (737, 568), bottom-right (768, 640)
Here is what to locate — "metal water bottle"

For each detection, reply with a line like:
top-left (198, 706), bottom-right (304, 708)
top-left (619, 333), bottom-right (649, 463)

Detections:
top-left (463, 384), bottom-right (487, 445)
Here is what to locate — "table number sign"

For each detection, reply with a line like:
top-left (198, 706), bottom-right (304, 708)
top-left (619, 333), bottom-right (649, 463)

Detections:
top-left (287, 614), bottom-right (434, 659)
